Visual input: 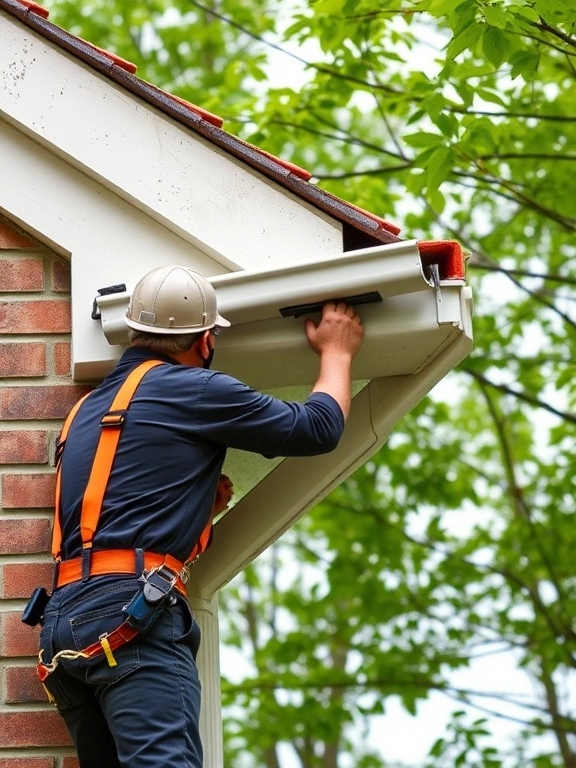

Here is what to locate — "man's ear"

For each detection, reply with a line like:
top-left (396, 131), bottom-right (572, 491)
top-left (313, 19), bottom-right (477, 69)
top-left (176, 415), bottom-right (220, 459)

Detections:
top-left (196, 330), bottom-right (213, 358)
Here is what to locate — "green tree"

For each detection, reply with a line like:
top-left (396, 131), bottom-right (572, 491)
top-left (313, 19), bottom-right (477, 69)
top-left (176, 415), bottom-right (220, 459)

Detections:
top-left (41, 0), bottom-right (576, 765)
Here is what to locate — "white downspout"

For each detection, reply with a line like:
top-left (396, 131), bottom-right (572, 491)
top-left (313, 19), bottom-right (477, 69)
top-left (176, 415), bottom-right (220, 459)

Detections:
top-left (188, 593), bottom-right (224, 768)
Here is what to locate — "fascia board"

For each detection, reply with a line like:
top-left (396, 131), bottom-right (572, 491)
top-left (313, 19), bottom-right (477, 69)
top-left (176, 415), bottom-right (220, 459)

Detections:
top-left (0, 12), bottom-right (343, 272)
top-left (188, 307), bottom-right (473, 599)
top-left (0, 0), bottom-right (401, 246)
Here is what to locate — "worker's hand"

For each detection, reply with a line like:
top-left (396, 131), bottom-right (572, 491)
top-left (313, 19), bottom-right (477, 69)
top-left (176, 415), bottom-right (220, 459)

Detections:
top-left (305, 302), bottom-right (364, 359)
top-left (212, 473), bottom-right (234, 518)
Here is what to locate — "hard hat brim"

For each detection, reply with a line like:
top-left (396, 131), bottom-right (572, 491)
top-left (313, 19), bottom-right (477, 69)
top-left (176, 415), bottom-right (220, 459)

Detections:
top-left (125, 311), bottom-right (231, 334)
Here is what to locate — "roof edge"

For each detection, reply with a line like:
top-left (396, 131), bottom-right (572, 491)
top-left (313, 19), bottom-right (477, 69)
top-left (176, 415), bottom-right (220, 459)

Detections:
top-left (1, 0), bottom-right (404, 245)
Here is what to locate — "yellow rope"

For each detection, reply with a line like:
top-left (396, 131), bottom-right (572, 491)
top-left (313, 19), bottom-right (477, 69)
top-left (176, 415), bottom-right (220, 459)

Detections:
top-left (38, 647), bottom-right (90, 673)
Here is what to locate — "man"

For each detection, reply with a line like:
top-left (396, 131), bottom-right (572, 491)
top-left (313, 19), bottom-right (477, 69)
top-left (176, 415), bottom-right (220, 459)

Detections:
top-left (36, 264), bottom-right (363, 768)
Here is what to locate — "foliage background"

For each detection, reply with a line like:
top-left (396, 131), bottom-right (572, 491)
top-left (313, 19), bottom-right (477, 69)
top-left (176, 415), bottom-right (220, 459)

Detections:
top-left (39, 0), bottom-right (576, 765)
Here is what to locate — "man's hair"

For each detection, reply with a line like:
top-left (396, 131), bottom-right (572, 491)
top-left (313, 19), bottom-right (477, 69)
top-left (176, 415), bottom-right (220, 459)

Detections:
top-left (128, 328), bottom-right (202, 354)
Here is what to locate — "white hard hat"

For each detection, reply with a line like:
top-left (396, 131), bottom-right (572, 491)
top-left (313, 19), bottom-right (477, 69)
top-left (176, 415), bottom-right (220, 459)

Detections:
top-left (126, 265), bottom-right (230, 334)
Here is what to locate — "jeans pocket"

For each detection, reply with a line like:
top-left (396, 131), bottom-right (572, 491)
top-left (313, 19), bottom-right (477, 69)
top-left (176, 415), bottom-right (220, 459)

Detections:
top-left (39, 617), bottom-right (55, 663)
top-left (40, 669), bottom-right (72, 711)
top-left (172, 598), bottom-right (201, 660)
top-left (70, 604), bottom-right (140, 685)
top-left (38, 617), bottom-right (72, 710)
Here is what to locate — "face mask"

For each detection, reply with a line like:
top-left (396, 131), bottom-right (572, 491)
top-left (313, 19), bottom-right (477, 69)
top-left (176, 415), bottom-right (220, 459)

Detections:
top-left (201, 345), bottom-right (215, 370)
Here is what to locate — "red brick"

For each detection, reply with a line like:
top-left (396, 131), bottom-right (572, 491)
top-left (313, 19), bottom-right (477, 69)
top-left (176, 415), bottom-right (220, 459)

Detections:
top-left (2, 473), bottom-right (56, 508)
top-left (0, 430), bottom-right (49, 464)
top-left (0, 343), bottom-right (46, 377)
top-left (0, 518), bottom-right (52, 555)
top-left (62, 759), bottom-right (80, 768)
top-left (0, 385), bottom-right (91, 420)
top-left (0, 611), bottom-right (41, 657)
top-left (5, 664), bottom-right (47, 703)
top-left (0, 221), bottom-right (37, 249)
top-left (2, 562), bottom-right (54, 598)
top-left (51, 259), bottom-right (70, 293)
top-left (0, 258), bottom-right (44, 291)
top-left (0, 710), bottom-right (72, 747)
top-left (0, 300), bottom-right (70, 334)
top-left (0, 758), bottom-right (55, 768)
top-left (54, 342), bottom-right (71, 376)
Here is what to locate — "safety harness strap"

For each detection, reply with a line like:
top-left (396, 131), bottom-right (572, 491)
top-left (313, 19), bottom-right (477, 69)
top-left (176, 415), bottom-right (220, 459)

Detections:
top-left (186, 520), bottom-right (213, 565)
top-left (37, 620), bottom-right (139, 682)
top-left (52, 394), bottom-right (91, 560)
top-left (53, 358), bottom-right (214, 576)
top-left (79, 359), bottom-right (165, 556)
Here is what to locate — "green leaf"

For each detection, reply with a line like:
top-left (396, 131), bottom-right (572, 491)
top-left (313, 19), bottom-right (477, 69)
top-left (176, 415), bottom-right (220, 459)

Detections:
top-left (427, 0), bottom-right (465, 16)
top-left (311, 0), bottom-right (347, 14)
top-left (475, 88), bottom-right (507, 107)
top-left (426, 145), bottom-right (454, 189)
top-left (482, 26), bottom-right (511, 68)
top-left (534, 0), bottom-right (568, 16)
top-left (509, 49), bottom-right (541, 80)
top-left (427, 185), bottom-right (446, 213)
top-left (404, 131), bottom-right (444, 148)
top-left (484, 4), bottom-right (508, 29)
top-left (512, 5), bottom-right (540, 23)
top-left (446, 21), bottom-right (483, 59)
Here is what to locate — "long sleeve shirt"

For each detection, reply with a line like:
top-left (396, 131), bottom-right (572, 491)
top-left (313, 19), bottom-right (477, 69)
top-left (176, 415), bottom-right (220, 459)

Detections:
top-left (59, 346), bottom-right (345, 562)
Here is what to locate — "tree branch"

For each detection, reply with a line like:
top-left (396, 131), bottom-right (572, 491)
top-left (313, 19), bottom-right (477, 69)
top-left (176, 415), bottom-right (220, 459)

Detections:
top-left (473, 378), bottom-right (576, 652)
top-left (223, 676), bottom-right (576, 734)
top-left (452, 170), bottom-right (576, 233)
top-left (539, 658), bottom-right (576, 765)
top-left (313, 164), bottom-right (412, 180)
top-left (534, 17), bottom-right (576, 51)
top-left (478, 152), bottom-right (576, 162)
top-left (268, 116), bottom-right (404, 160)
top-left (186, 0), bottom-right (401, 95)
top-left (463, 368), bottom-right (576, 425)
top-left (448, 107), bottom-right (576, 123)
top-left (469, 262), bottom-right (576, 287)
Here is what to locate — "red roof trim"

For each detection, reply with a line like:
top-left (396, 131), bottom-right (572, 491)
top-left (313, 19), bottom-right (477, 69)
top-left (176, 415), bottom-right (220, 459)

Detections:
top-left (418, 240), bottom-right (465, 280)
top-left (345, 204), bottom-right (401, 236)
top-left (142, 82), bottom-right (223, 128)
top-left (233, 138), bottom-right (312, 181)
top-left (80, 40), bottom-right (138, 75)
top-left (17, 0), bottom-right (48, 18)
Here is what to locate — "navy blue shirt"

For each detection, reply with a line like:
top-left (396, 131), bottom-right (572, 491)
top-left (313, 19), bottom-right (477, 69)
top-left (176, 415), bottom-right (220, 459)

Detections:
top-left (59, 347), bottom-right (345, 562)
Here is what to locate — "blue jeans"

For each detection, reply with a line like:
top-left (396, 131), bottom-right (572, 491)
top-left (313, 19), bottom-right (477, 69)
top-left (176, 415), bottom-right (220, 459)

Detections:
top-left (39, 575), bottom-right (203, 768)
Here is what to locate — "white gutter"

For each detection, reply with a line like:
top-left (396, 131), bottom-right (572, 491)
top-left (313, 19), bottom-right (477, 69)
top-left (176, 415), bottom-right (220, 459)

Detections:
top-left (95, 239), bottom-right (432, 343)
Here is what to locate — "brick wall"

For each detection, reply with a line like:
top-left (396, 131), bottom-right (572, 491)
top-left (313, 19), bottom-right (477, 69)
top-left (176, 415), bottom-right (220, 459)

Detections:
top-left (0, 219), bottom-right (90, 767)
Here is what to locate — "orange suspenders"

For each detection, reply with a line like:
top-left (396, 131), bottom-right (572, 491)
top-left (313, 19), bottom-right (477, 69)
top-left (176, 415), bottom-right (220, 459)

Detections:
top-left (53, 360), bottom-right (213, 595)
top-left (37, 360), bottom-right (214, 683)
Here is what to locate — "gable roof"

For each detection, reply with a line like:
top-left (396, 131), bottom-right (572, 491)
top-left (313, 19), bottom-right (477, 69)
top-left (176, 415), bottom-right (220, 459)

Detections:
top-left (0, 0), bottom-right (465, 280)
top-left (0, 0), bottom-right (474, 599)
